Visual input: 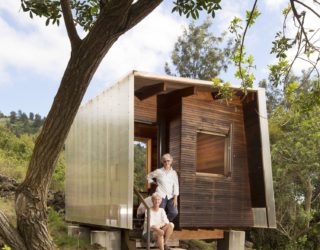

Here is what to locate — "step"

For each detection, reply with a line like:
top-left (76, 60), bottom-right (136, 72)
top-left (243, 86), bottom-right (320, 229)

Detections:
top-left (134, 239), bottom-right (179, 248)
top-left (137, 248), bottom-right (186, 250)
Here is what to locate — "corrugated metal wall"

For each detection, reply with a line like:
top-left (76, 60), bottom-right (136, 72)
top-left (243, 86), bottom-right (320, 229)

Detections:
top-left (65, 74), bottom-right (134, 229)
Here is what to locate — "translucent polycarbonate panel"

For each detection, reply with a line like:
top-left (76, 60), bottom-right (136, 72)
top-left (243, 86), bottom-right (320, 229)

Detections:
top-left (257, 88), bottom-right (276, 228)
top-left (66, 74), bottom-right (134, 229)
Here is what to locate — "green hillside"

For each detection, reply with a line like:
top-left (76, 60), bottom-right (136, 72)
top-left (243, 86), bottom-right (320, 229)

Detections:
top-left (0, 110), bottom-right (65, 191)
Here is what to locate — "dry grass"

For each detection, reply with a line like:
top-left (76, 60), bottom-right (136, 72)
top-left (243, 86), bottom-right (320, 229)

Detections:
top-left (0, 197), bottom-right (16, 226)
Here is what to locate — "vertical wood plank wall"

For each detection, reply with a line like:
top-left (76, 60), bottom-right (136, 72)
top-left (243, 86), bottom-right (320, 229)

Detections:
top-left (179, 91), bottom-right (253, 228)
top-left (134, 91), bottom-right (256, 228)
top-left (134, 96), bottom-right (157, 123)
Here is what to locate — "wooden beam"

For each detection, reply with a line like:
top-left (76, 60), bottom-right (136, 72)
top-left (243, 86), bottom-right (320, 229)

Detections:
top-left (166, 86), bottom-right (197, 100)
top-left (171, 229), bottom-right (224, 240)
top-left (135, 82), bottom-right (166, 100)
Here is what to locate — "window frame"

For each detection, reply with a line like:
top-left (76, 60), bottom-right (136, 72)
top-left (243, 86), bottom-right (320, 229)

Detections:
top-left (195, 124), bottom-right (233, 178)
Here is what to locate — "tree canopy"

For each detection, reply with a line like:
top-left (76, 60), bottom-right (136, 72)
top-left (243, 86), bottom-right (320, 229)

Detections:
top-left (165, 18), bottom-right (232, 80)
top-left (250, 75), bottom-right (320, 249)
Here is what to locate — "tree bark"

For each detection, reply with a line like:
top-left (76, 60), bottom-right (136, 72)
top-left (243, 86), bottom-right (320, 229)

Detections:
top-left (13, 1), bottom-right (162, 249)
top-left (0, 211), bottom-right (26, 250)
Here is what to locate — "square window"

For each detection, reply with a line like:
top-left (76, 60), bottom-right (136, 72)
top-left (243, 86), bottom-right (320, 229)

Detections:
top-left (196, 127), bottom-right (232, 177)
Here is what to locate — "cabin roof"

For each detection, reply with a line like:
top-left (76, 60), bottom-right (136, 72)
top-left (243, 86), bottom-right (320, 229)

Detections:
top-left (82, 70), bottom-right (263, 109)
top-left (132, 70), bottom-right (260, 93)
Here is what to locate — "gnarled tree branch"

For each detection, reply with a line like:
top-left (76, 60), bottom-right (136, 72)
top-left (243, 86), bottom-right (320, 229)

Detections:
top-left (125, 0), bottom-right (163, 33)
top-left (60, 0), bottom-right (81, 49)
top-left (0, 210), bottom-right (26, 250)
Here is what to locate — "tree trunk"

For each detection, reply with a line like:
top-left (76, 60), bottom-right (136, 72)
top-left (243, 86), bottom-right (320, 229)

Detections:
top-left (13, 1), bottom-right (162, 249)
top-left (304, 177), bottom-right (313, 228)
top-left (15, 33), bottom-right (120, 250)
top-left (0, 211), bottom-right (26, 250)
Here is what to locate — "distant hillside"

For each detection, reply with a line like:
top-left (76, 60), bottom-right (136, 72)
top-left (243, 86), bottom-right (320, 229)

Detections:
top-left (0, 110), bottom-right (45, 136)
top-left (0, 110), bottom-right (65, 191)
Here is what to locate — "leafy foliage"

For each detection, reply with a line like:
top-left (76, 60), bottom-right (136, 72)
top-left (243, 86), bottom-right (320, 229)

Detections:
top-left (0, 112), bottom-right (65, 191)
top-left (165, 18), bottom-right (233, 80)
top-left (21, 0), bottom-right (62, 25)
top-left (172, 0), bottom-right (222, 19)
top-left (134, 142), bottom-right (147, 192)
top-left (0, 125), bottom-right (34, 181)
top-left (211, 78), bottom-right (233, 103)
top-left (228, 5), bottom-right (260, 92)
top-left (259, 79), bottom-right (283, 115)
top-left (250, 75), bottom-right (320, 249)
top-left (4, 110), bottom-right (45, 137)
top-left (1, 245), bottom-right (11, 250)
top-left (47, 208), bottom-right (90, 248)
top-left (20, 0), bottom-right (224, 33)
top-left (269, 1), bottom-right (320, 89)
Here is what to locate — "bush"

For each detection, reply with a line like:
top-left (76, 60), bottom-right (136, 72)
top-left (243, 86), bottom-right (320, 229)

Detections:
top-left (47, 208), bottom-right (90, 248)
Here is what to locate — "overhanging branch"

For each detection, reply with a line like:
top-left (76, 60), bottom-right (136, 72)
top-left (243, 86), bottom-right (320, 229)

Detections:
top-left (0, 210), bottom-right (26, 250)
top-left (60, 0), bottom-right (81, 49)
top-left (290, 0), bottom-right (311, 49)
top-left (238, 0), bottom-right (258, 82)
top-left (294, 0), bottom-right (320, 18)
top-left (125, 0), bottom-right (163, 33)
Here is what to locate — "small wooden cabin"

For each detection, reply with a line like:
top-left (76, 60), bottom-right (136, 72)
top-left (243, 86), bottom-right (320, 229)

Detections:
top-left (65, 71), bottom-right (276, 234)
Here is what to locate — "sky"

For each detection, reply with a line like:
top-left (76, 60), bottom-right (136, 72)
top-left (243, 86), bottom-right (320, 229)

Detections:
top-left (0, 0), bottom-right (318, 117)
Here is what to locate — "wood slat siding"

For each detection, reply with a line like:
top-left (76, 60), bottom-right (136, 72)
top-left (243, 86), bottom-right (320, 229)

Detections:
top-left (178, 91), bottom-right (253, 228)
top-left (243, 98), bottom-right (266, 207)
top-left (134, 96), bottom-right (157, 123)
top-left (157, 94), bottom-right (182, 171)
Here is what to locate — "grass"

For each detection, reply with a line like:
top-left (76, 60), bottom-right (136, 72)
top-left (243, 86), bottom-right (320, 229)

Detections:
top-left (0, 198), bottom-right (99, 249)
top-left (0, 118), bottom-right (9, 126)
top-left (181, 239), bottom-right (216, 250)
top-left (0, 197), bottom-right (16, 226)
top-left (47, 208), bottom-right (93, 249)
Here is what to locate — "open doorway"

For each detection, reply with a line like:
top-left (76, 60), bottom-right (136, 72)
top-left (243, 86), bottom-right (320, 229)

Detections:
top-left (134, 138), bottom-right (151, 192)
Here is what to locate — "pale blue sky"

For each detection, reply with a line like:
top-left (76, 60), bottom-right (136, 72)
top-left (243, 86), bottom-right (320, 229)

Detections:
top-left (0, 0), bottom-right (315, 116)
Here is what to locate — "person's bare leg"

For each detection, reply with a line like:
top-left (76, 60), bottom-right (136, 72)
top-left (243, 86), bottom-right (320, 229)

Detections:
top-left (153, 227), bottom-right (164, 236)
top-left (163, 223), bottom-right (174, 245)
top-left (155, 233), bottom-right (164, 250)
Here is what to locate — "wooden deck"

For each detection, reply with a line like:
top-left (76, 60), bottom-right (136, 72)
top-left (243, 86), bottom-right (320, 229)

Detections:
top-left (125, 228), bottom-right (224, 250)
top-left (172, 229), bottom-right (224, 240)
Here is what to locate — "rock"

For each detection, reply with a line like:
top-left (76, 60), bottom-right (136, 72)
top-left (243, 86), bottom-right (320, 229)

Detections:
top-left (47, 190), bottom-right (65, 213)
top-left (0, 174), bottom-right (65, 213)
top-left (0, 174), bottom-right (18, 198)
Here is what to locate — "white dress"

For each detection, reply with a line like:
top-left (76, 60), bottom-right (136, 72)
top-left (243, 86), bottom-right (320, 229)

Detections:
top-left (143, 208), bottom-right (169, 234)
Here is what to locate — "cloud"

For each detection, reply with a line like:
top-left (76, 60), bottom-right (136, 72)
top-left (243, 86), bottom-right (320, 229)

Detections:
top-left (264, 0), bottom-right (288, 10)
top-left (0, 1), bottom-right (70, 82)
top-left (0, 2), bottom-right (185, 89)
top-left (215, 1), bottom-right (246, 33)
top-left (92, 5), bottom-right (185, 86)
